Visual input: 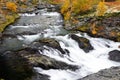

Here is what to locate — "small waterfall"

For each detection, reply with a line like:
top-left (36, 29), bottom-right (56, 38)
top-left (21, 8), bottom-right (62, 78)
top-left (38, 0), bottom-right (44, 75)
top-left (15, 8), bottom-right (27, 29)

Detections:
top-left (34, 33), bottom-right (120, 80)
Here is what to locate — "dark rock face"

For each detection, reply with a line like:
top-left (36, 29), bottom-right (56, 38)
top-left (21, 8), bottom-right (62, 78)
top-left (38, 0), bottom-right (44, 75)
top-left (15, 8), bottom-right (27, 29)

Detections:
top-left (108, 50), bottom-right (120, 62)
top-left (0, 52), bottom-right (33, 80)
top-left (70, 34), bottom-right (93, 53)
top-left (18, 48), bottom-right (78, 71)
top-left (0, 47), bottom-right (78, 80)
top-left (79, 67), bottom-right (120, 80)
top-left (39, 38), bottom-right (66, 54)
top-left (32, 73), bottom-right (50, 80)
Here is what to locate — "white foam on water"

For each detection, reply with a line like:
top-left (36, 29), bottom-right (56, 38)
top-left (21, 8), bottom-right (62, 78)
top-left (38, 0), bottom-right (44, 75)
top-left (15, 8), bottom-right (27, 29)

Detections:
top-left (13, 11), bottom-right (120, 80)
top-left (36, 33), bottom-right (120, 80)
top-left (19, 13), bottom-right (36, 16)
top-left (41, 12), bottom-right (60, 16)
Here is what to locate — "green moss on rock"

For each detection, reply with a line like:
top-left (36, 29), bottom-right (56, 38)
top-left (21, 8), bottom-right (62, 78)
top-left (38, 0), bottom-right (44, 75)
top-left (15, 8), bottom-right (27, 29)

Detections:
top-left (0, 14), bottom-right (19, 32)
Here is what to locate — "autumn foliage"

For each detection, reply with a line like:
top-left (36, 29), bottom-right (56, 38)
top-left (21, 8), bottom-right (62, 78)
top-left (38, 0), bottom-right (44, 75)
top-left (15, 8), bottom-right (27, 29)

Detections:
top-left (51, 0), bottom-right (109, 20)
top-left (6, 2), bottom-right (17, 12)
top-left (51, 0), bottom-right (100, 20)
top-left (96, 1), bottom-right (107, 16)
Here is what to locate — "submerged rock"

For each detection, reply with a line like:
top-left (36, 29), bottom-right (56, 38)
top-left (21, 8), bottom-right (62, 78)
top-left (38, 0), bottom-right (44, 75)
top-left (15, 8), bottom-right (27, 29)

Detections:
top-left (108, 50), bottom-right (120, 62)
top-left (79, 67), bottom-right (120, 80)
top-left (70, 34), bottom-right (93, 53)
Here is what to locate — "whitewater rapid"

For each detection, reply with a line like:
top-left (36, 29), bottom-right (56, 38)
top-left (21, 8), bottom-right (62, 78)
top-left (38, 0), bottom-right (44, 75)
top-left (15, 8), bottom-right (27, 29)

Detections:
top-left (9, 11), bottom-right (120, 80)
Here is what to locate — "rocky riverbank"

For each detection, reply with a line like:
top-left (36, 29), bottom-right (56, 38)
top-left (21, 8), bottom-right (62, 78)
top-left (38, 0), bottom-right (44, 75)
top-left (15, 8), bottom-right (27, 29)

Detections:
top-left (0, 0), bottom-right (120, 80)
top-left (64, 12), bottom-right (120, 42)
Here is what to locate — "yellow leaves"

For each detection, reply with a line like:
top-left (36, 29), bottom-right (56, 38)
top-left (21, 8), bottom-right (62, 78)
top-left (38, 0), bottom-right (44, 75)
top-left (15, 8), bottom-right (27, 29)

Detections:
top-left (6, 2), bottom-right (17, 12)
top-left (64, 11), bottom-right (71, 20)
top-left (60, 0), bottom-right (70, 14)
top-left (96, 1), bottom-right (107, 16)
top-left (60, 0), bottom-right (97, 20)
top-left (60, 0), bottom-right (71, 20)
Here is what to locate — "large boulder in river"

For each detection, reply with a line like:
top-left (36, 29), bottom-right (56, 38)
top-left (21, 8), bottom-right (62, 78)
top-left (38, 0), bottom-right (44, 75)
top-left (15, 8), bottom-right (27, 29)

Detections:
top-left (17, 48), bottom-right (78, 70)
top-left (79, 67), bottom-right (120, 80)
top-left (108, 50), bottom-right (120, 62)
top-left (70, 34), bottom-right (93, 53)
top-left (0, 47), bottom-right (78, 80)
top-left (39, 38), bottom-right (66, 54)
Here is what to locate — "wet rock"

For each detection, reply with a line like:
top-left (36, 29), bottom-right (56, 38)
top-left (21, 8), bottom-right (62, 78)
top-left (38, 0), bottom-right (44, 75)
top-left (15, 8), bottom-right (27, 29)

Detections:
top-left (70, 34), bottom-right (93, 53)
top-left (0, 47), bottom-right (78, 80)
top-left (11, 48), bottom-right (78, 70)
top-left (32, 73), bottom-right (50, 80)
top-left (39, 38), bottom-right (66, 54)
top-left (0, 51), bottom-right (33, 80)
top-left (108, 50), bottom-right (120, 62)
top-left (79, 67), bottom-right (120, 80)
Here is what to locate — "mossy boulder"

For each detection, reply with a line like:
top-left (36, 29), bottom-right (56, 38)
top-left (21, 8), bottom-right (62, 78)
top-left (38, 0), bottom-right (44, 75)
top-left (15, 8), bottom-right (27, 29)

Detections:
top-left (0, 13), bottom-right (19, 32)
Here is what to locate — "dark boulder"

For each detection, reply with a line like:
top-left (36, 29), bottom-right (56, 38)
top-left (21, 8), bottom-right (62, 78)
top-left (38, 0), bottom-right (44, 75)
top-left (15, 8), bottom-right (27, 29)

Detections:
top-left (0, 51), bottom-right (33, 80)
top-left (39, 38), bottom-right (66, 54)
top-left (18, 48), bottom-right (78, 71)
top-left (79, 67), bottom-right (120, 80)
top-left (32, 73), bottom-right (50, 80)
top-left (0, 47), bottom-right (78, 80)
top-left (70, 34), bottom-right (93, 53)
top-left (108, 50), bottom-right (120, 62)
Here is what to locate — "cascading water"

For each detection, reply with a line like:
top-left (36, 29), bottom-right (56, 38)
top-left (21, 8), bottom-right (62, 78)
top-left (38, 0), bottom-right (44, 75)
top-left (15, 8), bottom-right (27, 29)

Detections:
top-left (34, 33), bottom-right (120, 80)
top-left (5, 9), bottom-right (120, 80)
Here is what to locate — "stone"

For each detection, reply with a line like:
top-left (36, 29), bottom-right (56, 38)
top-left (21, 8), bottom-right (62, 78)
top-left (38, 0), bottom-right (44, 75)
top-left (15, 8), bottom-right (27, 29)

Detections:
top-left (39, 38), bottom-right (66, 54)
top-left (70, 34), bottom-right (94, 53)
top-left (108, 50), bottom-right (120, 62)
top-left (0, 51), bottom-right (33, 80)
top-left (79, 67), bottom-right (120, 80)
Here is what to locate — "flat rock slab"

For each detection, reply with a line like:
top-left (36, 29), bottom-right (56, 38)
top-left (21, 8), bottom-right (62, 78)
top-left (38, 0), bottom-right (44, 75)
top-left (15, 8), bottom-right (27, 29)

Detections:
top-left (79, 67), bottom-right (120, 80)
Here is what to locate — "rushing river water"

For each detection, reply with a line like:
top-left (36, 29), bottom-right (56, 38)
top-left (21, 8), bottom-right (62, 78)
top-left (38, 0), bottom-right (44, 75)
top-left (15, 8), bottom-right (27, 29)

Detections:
top-left (3, 9), bottom-right (120, 80)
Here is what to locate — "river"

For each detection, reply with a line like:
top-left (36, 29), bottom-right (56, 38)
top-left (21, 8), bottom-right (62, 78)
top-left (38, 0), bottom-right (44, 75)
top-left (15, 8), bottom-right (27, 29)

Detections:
top-left (2, 8), bottom-right (120, 80)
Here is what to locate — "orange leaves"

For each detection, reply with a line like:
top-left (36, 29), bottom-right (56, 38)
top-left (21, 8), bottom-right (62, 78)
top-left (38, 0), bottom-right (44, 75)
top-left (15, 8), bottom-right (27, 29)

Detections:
top-left (64, 11), bottom-right (71, 20)
top-left (91, 23), bottom-right (97, 35)
top-left (6, 2), bottom-right (17, 12)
